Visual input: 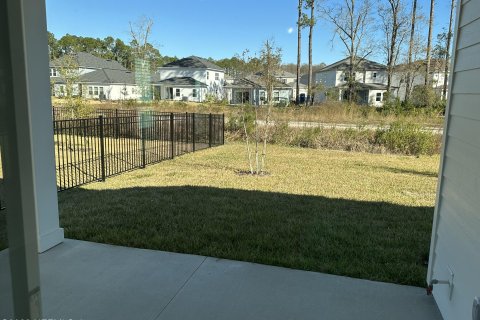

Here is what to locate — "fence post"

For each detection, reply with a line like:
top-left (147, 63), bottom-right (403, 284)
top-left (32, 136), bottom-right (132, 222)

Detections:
top-left (192, 113), bottom-right (196, 152)
top-left (170, 112), bottom-right (175, 159)
top-left (141, 113), bottom-right (146, 168)
top-left (115, 108), bottom-right (119, 139)
top-left (222, 113), bottom-right (225, 145)
top-left (209, 113), bottom-right (213, 148)
top-left (185, 112), bottom-right (189, 151)
top-left (99, 115), bottom-right (106, 181)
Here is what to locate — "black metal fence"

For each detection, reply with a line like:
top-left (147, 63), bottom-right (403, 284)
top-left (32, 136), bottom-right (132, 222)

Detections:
top-left (53, 110), bottom-right (224, 191)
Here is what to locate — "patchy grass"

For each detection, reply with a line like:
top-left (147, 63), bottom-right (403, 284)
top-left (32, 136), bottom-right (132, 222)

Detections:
top-left (52, 143), bottom-right (440, 287)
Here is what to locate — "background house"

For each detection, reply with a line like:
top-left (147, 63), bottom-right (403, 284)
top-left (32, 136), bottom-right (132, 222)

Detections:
top-left (315, 57), bottom-right (389, 107)
top-left (224, 75), bottom-right (293, 106)
top-left (157, 56), bottom-right (225, 101)
top-left (50, 52), bottom-right (142, 100)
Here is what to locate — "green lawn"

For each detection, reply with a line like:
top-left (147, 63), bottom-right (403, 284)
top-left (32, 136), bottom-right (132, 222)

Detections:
top-left (2, 143), bottom-right (440, 287)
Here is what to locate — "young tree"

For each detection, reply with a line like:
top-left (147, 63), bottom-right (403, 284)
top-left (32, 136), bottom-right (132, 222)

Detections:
top-left (258, 40), bottom-right (282, 172)
top-left (129, 16), bottom-right (155, 101)
top-left (425, 0), bottom-right (435, 85)
top-left (57, 54), bottom-right (92, 118)
top-left (305, 0), bottom-right (316, 106)
top-left (442, 0), bottom-right (455, 100)
top-left (405, 0), bottom-right (418, 101)
top-left (321, 0), bottom-right (373, 103)
top-left (379, 0), bottom-right (410, 95)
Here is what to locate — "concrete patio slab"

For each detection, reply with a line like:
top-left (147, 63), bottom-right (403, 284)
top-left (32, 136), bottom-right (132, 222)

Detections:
top-left (0, 239), bottom-right (442, 320)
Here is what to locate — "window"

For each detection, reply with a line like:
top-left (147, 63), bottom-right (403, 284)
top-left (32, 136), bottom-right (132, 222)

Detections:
top-left (207, 72), bottom-right (209, 80)
top-left (176, 88), bottom-right (180, 97)
top-left (215, 73), bottom-right (219, 81)
top-left (50, 68), bottom-right (57, 77)
top-left (59, 85), bottom-right (64, 94)
top-left (373, 72), bottom-right (377, 79)
top-left (132, 87), bottom-right (136, 94)
top-left (260, 91), bottom-right (266, 101)
top-left (99, 87), bottom-right (104, 96)
top-left (88, 86), bottom-right (93, 95)
top-left (273, 92), bottom-right (280, 102)
top-left (193, 89), bottom-right (197, 98)
top-left (376, 92), bottom-right (382, 102)
top-left (94, 87), bottom-right (99, 95)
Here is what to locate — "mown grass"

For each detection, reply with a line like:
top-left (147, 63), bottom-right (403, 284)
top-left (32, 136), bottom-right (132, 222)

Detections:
top-left (50, 143), bottom-right (440, 287)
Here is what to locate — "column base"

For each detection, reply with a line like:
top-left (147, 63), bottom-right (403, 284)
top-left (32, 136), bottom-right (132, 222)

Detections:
top-left (38, 228), bottom-right (64, 253)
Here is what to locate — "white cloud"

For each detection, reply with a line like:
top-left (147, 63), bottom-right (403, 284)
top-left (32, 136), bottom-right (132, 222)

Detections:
top-left (287, 27), bottom-right (294, 34)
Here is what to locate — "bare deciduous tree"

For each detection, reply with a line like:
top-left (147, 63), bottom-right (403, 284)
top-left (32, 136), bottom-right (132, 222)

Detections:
top-left (129, 16), bottom-right (154, 61)
top-left (405, 0), bottom-right (418, 101)
top-left (321, 0), bottom-right (373, 103)
top-left (425, 0), bottom-right (435, 85)
top-left (442, 0), bottom-right (455, 100)
top-left (379, 0), bottom-right (410, 95)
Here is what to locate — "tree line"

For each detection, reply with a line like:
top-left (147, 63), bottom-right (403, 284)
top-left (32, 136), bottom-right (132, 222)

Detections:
top-left (48, 31), bottom-right (177, 70)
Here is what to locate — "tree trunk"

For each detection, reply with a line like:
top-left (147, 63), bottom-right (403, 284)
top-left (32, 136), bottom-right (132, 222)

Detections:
top-left (442, 0), bottom-right (455, 100)
top-left (386, 1), bottom-right (399, 96)
top-left (296, 0), bottom-right (303, 105)
top-left (349, 0), bottom-right (355, 104)
top-left (307, 1), bottom-right (315, 106)
top-left (405, 0), bottom-right (417, 101)
top-left (425, 0), bottom-right (435, 86)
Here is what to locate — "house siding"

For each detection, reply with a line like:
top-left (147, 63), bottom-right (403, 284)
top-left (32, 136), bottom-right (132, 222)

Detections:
top-left (428, 2), bottom-right (480, 320)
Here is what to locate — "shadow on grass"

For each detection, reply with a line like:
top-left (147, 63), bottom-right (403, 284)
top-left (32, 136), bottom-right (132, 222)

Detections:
top-left (53, 185), bottom-right (434, 287)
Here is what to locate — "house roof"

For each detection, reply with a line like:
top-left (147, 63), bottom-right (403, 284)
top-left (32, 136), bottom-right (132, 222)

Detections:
top-left (79, 69), bottom-right (136, 84)
top-left (274, 70), bottom-right (296, 78)
top-left (161, 56), bottom-right (224, 71)
top-left (245, 75), bottom-right (292, 89)
top-left (319, 57), bottom-right (387, 72)
top-left (156, 77), bottom-right (208, 87)
top-left (337, 83), bottom-right (390, 90)
top-left (50, 52), bottom-right (127, 71)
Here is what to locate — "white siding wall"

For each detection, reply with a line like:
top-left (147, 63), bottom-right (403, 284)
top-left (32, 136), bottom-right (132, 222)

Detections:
top-left (428, 2), bottom-right (480, 320)
top-left (315, 70), bottom-right (336, 87)
top-left (368, 90), bottom-right (385, 107)
top-left (158, 67), bottom-right (225, 101)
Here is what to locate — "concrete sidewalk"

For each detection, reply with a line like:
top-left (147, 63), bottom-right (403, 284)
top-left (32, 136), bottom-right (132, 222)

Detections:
top-left (0, 239), bottom-right (442, 320)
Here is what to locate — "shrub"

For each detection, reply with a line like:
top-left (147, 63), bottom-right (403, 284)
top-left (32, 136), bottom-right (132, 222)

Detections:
top-left (375, 121), bottom-right (441, 156)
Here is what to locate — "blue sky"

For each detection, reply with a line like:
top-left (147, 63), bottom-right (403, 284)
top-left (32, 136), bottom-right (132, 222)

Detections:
top-left (46, 0), bottom-right (453, 65)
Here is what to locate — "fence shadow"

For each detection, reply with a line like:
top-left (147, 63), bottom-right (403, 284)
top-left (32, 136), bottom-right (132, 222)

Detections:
top-left (55, 185), bottom-right (434, 287)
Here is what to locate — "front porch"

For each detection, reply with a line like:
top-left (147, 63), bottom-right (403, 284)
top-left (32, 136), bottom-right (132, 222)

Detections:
top-left (0, 239), bottom-right (441, 320)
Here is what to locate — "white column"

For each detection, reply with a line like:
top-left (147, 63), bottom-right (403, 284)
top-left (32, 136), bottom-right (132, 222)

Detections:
top-left (1, 0), bottom-right (63, 316)
top-left (9, 0), bottom-right (64, 254)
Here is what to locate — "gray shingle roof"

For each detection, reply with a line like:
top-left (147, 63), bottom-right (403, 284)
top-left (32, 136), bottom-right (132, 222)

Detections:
top-left (79, 69), bottom-right (136, 84)
top-left (156, 77), bottom-right (208, 87)
top-left (161, 56), bottom-right (224, 71)
top-left (320, 57), bottom-right (386, 72)
top-left (50, 52), bottom-right (127, 71)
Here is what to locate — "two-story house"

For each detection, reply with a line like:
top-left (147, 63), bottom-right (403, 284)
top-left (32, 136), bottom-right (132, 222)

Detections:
top-left (315, 57), bottom-right (389, 107)
top-left (50, 52), bottom-right (142, 100)
top-left (155, 56), bottom-right (225, 102)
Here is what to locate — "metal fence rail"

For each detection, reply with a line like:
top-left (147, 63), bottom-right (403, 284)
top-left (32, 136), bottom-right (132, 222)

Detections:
top-left (53, 110), bottom-right (224, 191)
